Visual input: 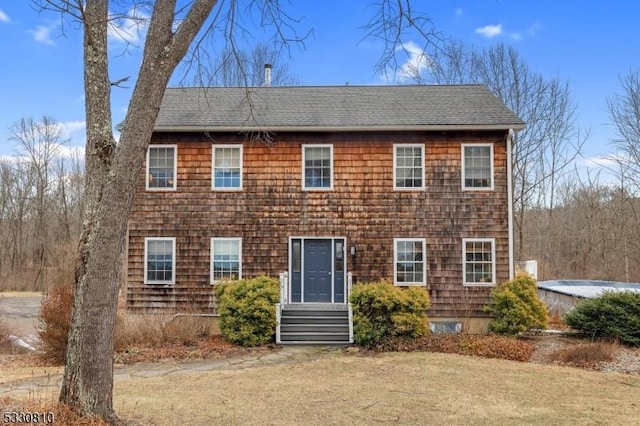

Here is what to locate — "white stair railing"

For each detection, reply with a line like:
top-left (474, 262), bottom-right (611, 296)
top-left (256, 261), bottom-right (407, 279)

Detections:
top-left (277, 272), bottom-right (288, 345)
top-left (279, 272), bottom-right (288, 306)
top-left (347, 272), bottom-right (354, 343)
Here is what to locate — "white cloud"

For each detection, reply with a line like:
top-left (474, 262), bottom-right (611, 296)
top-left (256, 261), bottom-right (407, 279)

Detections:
top-left (30, 25), bottom-right (55, 46)
top-left (108, 7), bottom-right (150, 44)
top-left (397, 41), bottom-right (432, 81)
top-left (454, 8), bottom-right (463, 17)
top-left (580, 153), bottom-right (627, 169)
top-left (475, 24), bottom-right (503, 38)
top-left (0, 9), bottom-right (10, 23)
top-left (58, 120), bottom-right (86, 141)
top-left (58, 145), bottom-right (86, 160)
top-left (475, 23), bottom-right (539, 41)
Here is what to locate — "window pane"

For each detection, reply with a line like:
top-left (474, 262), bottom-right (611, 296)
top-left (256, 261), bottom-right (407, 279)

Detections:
top-left (396, 239), bottom-right (424, 284)
top-left (395, 146), bottom-right (423, 188)
top-left (213, 239), bottom-right (241, 281)
top-left (148, 147), bottom-right (175, 188)
top-left (292, 241), bottom-right (301, 273)
top-left (465, 240), bottom-right (493, 284)
top-left (304, 147), bottom-right (331, 188)
top-left (213, 147), bottom-right (241, 189)
top-left (464, 146), bottom-right (492, 188)
top-left (147, 239), bottom-right (173, 283)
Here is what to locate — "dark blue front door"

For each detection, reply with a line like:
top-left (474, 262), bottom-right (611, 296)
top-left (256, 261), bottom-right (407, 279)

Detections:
top-left (303, 239), bottom-right (332, 302)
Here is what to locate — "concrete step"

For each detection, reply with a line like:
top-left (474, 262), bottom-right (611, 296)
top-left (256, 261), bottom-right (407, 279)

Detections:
top-left (281, 310), bottom-right (348, 317)
top-left (280, 331), bottom-right (350, 342)
top-left (281, 315), bottom-right (348, 325)
top-left (280, 324), bottom-right (349, 334)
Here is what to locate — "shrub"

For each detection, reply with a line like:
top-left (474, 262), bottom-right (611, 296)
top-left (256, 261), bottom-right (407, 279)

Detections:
top-left (38, 279), bottom-right (74, 363)
top-left (484, 273), bottom-right (548, 335)
top-left (550, 341), bottom-right (619, 368)
top-left (0, 318), bottom-right (11, 350)
top-left (115, 313), bottom-right (211, 350)
top-left (371, 333), bottom-right (534, 362)
top-left (214, 276), bottom-right (280, 347)
top-left (349, 281), bottom-right (430, 347)
top-left (564, 291), bottom-right (640, 346)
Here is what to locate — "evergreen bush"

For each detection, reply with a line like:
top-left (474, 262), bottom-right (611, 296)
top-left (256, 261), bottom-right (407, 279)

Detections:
top-left (349, 281), bottom-right (429, 347)
top-left (564, 291), bottom-right (640, 346)
top-left (214, 276), bottom-right (280, 347)
top-left (484, 273), bottom-right (548, 335)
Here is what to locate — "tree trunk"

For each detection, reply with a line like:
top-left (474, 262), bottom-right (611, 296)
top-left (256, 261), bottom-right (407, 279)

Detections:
top-left (59, 1), bottom-right (217, 421)
top-left (59, 0), bottom-right (119, 419)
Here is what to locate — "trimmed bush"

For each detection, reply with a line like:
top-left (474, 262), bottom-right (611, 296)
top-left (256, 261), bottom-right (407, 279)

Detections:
top-left (214, 276), bottom-right (280, 347)
top-left (484, 274), bottom-right (548, 335)
top-left (564, 291), bottom-right (640, 346)
top-left (350, 281), bottom-right (429, 347)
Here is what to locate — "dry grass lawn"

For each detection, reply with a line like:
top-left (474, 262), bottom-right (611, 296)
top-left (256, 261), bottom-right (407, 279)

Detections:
top-left (109, 352), bottom-right (640, 426)
top-left (0, 291), bottom-right (42, 298)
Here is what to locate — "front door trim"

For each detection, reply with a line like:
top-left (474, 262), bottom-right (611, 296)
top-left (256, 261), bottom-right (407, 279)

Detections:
top-left (288, 236), bottom-right (347, 304)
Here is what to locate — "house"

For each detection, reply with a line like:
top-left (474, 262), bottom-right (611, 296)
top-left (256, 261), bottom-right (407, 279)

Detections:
top-left (125, 84), bottom-right (525, 343)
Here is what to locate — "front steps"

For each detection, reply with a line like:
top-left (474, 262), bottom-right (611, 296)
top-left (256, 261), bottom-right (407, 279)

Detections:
top-left (277, 304), bottom-right (352, 345)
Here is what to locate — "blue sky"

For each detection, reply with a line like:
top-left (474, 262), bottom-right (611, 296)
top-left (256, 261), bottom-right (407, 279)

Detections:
top-left (1, 1), bottom-right (639, 173)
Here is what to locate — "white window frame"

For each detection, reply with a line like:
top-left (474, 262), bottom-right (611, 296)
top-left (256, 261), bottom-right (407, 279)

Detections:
top-left (210, 238), bottom-right (243, 284)
top-left (146, 144), bottom-right (177, 191)
top-left (462, 238), bottom-right (496, 286)
top-left (302, 144), bottom-right (333, 191)
top-left (212, 144), bottom-right (243, 191)
top-left (393, 238), bottom-right (427, 286)
top-left (461, 143), bottom-right (494, 191)
top-left (144, 237), bottom-right (176, 285)
top-left (393, 144), bottom-right (425, 190)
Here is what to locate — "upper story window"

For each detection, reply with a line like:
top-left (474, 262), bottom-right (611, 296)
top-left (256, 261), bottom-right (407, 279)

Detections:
top-left (394, 144), bottom-right (425, 190)
top-left (394, 238), bottom-right (426, 286)
top-left (212, 145), bottom-right (243, 190)
top-left (462, 144), bottom-right (494, 190)
top-left (144, 237), bottom-right (176, 285)
top-left (463, 238), bottom-right (495, 286)
top-left (211, 238), bottom-right (242, 283)
top-left (302, 145), bottom-right (333, 190)
top-left (147, 145), bottom-right (177, 190)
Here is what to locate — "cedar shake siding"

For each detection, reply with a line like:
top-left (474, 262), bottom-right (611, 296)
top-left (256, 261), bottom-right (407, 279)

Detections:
top-left (126, 130), bottom-right (510, 318)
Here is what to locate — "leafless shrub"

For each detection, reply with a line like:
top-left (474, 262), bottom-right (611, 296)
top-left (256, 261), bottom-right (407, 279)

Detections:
top-left (550, 341), bottom-right (620, 368)
top-left (0, 318), bottom-right (12, 350)
top-left (37, 278), bottom-right (73, 364)
top-left (114, 312), bottom-right (212, 351)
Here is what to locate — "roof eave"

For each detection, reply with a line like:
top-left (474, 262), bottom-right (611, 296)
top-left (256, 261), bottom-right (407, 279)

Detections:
top-left (153, 123), bottom-right (526, 133)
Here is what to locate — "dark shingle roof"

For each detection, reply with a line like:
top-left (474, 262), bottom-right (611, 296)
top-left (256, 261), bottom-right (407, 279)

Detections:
top-left (154, 85), bottom-right (525, 132)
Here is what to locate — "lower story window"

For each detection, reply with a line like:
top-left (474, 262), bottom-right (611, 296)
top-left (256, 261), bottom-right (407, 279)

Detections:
top-left (394, 238), bottom-right (426, 285)
top-left (145, 237), bottom-right (176, 284)
top-left (463, 238), bottom-right (495, 286)
top-left (211, 238), bottom-right (242, 283)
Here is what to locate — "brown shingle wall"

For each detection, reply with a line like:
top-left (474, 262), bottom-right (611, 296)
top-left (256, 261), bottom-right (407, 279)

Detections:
top-left (127, 131), bottom-right (509, 317)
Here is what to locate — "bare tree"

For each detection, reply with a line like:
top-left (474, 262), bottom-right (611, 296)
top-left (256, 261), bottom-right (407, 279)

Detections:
top-left (195, 42), bottom-right (301, 86)
top-left (608, 69), bottom-right (640, 190)
top-left (9, 117), bottom-right (66, 290)
top-left (423, 42), bottom-right (585, 259)
top-left (0, 157), bottom-right (34, 274)
top-left (32, 0), bottom-right (439, 421)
